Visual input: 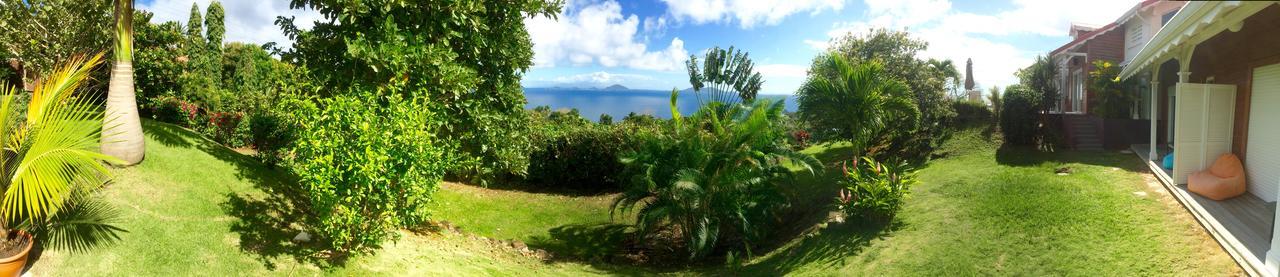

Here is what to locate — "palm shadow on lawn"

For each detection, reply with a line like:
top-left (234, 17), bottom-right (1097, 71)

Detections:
top-left (143, 120), bottom-right (339, 269)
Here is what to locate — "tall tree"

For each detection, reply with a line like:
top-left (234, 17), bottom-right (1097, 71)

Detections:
top-left (186, 3), bottom-right (203, 41)
top-left (102, 0), bottom-right (145, 165)
top-left (205, 1), bottom-right (224, 51)
top-left (278, 0), bottom-right (562, 182)
top-left (816, 28), bottom-right (955, 162)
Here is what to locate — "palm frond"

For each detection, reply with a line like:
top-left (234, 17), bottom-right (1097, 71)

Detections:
top-left (33, 188), bottom-right (126, 252)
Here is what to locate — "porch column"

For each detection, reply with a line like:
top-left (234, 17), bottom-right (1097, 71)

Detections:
top-left (1150, 78), bottom-right (1159, 161)
top-left (1177, 71), bottom-right (1192, 83)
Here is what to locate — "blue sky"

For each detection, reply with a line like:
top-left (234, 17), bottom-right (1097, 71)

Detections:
top-left (137, 0), bottom-right (1142, 95)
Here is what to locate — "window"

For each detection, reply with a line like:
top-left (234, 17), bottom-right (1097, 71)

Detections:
top-left (1161, 10), bottom-right (1177, 26)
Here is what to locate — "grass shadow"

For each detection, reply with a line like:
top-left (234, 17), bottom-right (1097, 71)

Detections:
top-left (527, 223), bottom-right (634, 263)
top-left (727, 219), bottom-right (904, 275)
top-left (995, 144), bottom-right (1147, 173)
top-left (141, 120), bottom-right (341, 268)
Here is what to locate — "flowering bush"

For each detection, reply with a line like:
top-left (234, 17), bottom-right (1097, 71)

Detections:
top-left (792, 130), bottom-right (811, 148)
top-left (836, 156), bottom-right (917, 223)
top-left (179, 100), bottom-right (201, 127)
top-left (207, 111), bottom-right (243, 144)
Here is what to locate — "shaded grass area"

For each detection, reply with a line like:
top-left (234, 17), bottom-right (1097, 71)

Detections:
top-left (729, 127), bottom-right (1240, 275)
top-left (29, 120), bottom-right (610, 276)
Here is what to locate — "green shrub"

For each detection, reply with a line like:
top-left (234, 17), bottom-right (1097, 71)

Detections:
top-left (836, 157), bottom-right (917, 223)
top-left (247, 111), bottom-right (294, 165)
top-left (1000, 85), bottom-right (1040, 146)
top-left (950, 100), bottom-right (992, 127)
top-left (287, 90), bottom-right (453, 254)
top-left (525, 122), bottom-right (656, 191)
top-left (145, 95), bottom-right (184, 123)
top-left (613, 92), bottom-right (819, 260)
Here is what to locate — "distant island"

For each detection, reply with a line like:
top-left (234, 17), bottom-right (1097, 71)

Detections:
top-left (604, 84), bottom-right (629, 90)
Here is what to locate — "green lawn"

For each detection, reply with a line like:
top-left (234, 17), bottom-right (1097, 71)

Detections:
top-left (28, 121), bottom-right (1240, 275)
top-left (29, 120), bottom-right (610, 276)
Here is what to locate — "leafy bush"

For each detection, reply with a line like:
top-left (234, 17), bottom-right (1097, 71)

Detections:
top-left (247, 111), bottom-right (294, 164)
top-left (1088, 60), bottom-right (1137, 119)
top-left (950, 100), bottom-right (992, 127)
top-left (287, 90), bottom-right (454, 254)
top-left (144, 95), bottom-right (184, 123)
top-left (1000, 85), bottom-right (1040, 146)
top-left (525, 121), bottom-right (658, 192)
top-left (207, 111), bottom-right (243, 145)
top-left (836, 157), bottom-right (917, 223)
top-left (613, 92), bottom-right (819, 260)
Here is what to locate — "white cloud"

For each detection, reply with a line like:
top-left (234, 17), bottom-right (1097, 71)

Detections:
top-left (526, 1), bottom-right (689, 71)
top-left (662, 0), bottom-right (846, 28)
top-left (810, 0), bottom-right (1141, 91)
top-left (757, 64), bottom-right (809, 94)
top-left (138, 0), bottom-right (323, 49)
top-left (757, 64), bottom-right (808, 78)
top-left (554, 71), bottom-right (655, 85)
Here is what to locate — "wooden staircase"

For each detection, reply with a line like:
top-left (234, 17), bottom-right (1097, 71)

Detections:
top-left (1064, 115), bottom-right (1103, 151)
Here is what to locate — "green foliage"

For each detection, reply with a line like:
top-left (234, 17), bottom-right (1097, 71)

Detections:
top-left (835, 157), bottom-right (917, 223)
top-left (134, 11), bottom-right (185, 102)
top-left (816, 28), bottom-right (955, 162)
top-left (613, 91), bottom-right (819, 260)
top-left (797, 55), bottom-right (919, 157)
top-left (950, 100), bottom-right (992, 127)
top-left (685, 46), bottom-right (764, 103)
top-left (0, 54), bottom-right (124, 252)
top-left (525, 112), bottom-right (658, 191)
top-left (204, 1), bottom-right (225, 50)
top-left (598, 113), bottom-right (613, 125)
top-left (186, 3), bottom-right (203, 40)
top-left (287, 89), bottom-right (454, 254)
top-left (278, 0), bottom-right (563, 183)
top-left (1088, 60), bottom-right (1137, 119)
top-left (1000, 85), bottom-right (1040, 146)
top-left (0, 0), bottom-right (112, 82)
top-left (1017, 55), bottom-right (1058, 113)
top-left (987, 86), bottom-right (1002, 122)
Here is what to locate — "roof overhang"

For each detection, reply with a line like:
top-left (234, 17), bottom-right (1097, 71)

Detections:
top-left (1118, 1), bottom-right (1279, 80)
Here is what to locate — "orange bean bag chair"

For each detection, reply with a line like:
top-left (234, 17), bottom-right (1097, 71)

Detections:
top-left (1188, 153), bottom-right (1247, 201)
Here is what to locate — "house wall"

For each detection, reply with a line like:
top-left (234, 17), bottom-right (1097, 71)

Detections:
top-left (1185, 4), bottom-right (1280, 161)
top-left (1124, 1), bottom-right (1188, 65)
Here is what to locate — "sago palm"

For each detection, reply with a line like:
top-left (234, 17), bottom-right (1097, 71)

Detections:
top-left (0, 53), bottom-right (125, 252)
top-left (101, 0), bottom-right (145, 165)
top-left (613, 90), bottom-right (819, 260)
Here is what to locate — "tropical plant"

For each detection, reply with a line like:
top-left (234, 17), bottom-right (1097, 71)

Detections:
top-left (1088, 60), bottom-right (1137, 119)
top-left (612, 90), bottom-right (819, 260)
top-left (927, 58), bottom-right (962, 98)
top-left (951, 100), bottom-right (992, 127)
top-left (1018, 55), bottom-right (1058, 114)
top-left (287, 88), bottom-right (454, 255)
top-left (819, 28), bottom-right (955, 162)
top-left (278, 0), bottom-right (563, 184)
top-left (1000, 85), bottom-right (1040, 146)
top-left (101, 0), bottom-right (146, 165)
top-left (685, 46), bottom-right (764, 104)
top-left (836, 157), bottom-right (917, 223)
top-left (0, 54), bottom-right (126, 254)
top-left (797, 55), bottom-right (919, 156)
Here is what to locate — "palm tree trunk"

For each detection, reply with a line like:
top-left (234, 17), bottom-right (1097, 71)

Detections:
top-left (101, 60), bottom-right (144, 165)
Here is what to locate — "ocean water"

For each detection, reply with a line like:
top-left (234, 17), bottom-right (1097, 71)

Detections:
top-left (523, 88), bottom-right (798, 120)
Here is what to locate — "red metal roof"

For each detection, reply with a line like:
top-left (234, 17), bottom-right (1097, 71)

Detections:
top-left (1049, 0), bottom-right (1162, 56)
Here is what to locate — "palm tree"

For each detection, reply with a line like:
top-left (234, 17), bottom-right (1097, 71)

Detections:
top-left (928, 58), bottom-right (961, 98)
top-left (101, 0), bottom-right (145, 165)
top-left (988, 86), bottom-right (1002, 122)
top-left (796, 54), bottom-right (920, 155)
top-left (1, 53), bottom-right (125, 254)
